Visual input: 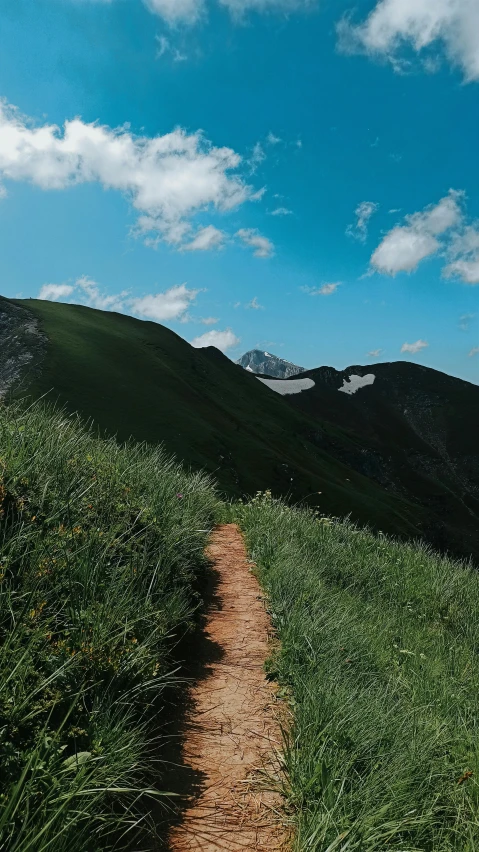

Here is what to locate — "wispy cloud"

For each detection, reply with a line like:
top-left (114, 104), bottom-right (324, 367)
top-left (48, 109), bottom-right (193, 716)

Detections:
top-left (469, 346), bottom-right (479, 357)
top-left (198, 316), bottom-right (219, 325)
top-left (401, 339), bottom-right (429, 355)
top-left (337, 0), bottom-right (479, 83)
top-left (266, 132), bottom-right (282, 145)
top-left (247, 141), bottom-right (266, 174)
top-left (236, 228), bottom-right (274, 258)
top-left (190, 328), bottom-right (240, 351)
top-left (346, 201), bottom-right (379, 242)
top-left (459, 313), bottom-right (476, 330)
top-left (155, 34), bottom-right (187, 61)
top-left (246, 296), bottom-right (264, 309)
top-left (270, 206), bottom-right (293, 216)
top-left (367, 348), bottom-right (383, 358)
top-left (301, 282), bottom-right (341, 296)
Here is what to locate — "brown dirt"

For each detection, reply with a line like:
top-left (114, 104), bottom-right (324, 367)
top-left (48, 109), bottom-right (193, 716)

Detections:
top-left (168, 524), bottom-right (288, 852)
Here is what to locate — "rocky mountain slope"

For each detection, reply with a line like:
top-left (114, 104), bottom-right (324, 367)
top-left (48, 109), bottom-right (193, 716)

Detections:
top-left (2, 295), bottom-right (478, 563)
top-left (236, 349), bottom-right (305, 378)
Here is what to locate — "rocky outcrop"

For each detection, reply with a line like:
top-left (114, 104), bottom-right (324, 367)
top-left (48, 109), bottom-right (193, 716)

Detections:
top-left (0, 298), bottom-right (46, 399)
top-left (236, 349), bottom-right (305, 378)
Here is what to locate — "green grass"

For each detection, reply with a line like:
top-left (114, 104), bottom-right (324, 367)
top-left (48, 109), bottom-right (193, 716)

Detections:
top-left (0, 401), bottom-right (218, 851)
top-left (235, 493), bottom-right (479, 851)
top-left (9, 298), bottom-right (427, 543)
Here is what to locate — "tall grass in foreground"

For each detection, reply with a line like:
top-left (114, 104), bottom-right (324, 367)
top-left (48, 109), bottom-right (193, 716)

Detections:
top-left (0, 402), bottom-right (218, 851)
top-left (235, 494), bottom-right (479, 851)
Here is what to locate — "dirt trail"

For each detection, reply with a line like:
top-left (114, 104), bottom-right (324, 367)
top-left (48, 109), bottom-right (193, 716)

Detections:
top-left (169, 524), bottom-right (287, 852)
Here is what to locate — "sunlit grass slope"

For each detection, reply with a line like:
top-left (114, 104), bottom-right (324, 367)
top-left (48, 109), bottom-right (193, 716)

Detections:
top-left (0, 401), bottom-right (217, 851)
top-left (236, 494), bottom-right (479, 851)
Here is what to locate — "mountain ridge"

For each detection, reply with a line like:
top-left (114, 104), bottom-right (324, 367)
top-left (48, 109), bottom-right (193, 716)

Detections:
top-left (2, 295), bottom-right (478, 563)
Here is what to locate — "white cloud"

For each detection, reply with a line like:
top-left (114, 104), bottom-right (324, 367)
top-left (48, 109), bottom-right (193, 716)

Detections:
top-left (370, 190), bottom-right (463, 275)
top-left (199, 316), bottom-right (219, 325)
top-left (246, 296), bottom-right (264, 309)
top-left (337, 0), bottom-right (479, 83)
top-left (247, 141), bottom-right (266, 173)
top-left (236, 228), bottom-right (274, 257)
top-left (190, 328), bottom-right (240, 351)
top-left (219, 0), bottom-right (315, 15)
top-left (38, 278), bottom-right (200, 323)
top-left (155, 35), bottom-right (187, 61)
top-left (181, 225), bottom-right (226, 251)
top-left (301, 282), bottom-right (340, 296)
top-left (443, 225), bottom-right (479, 284)
top-left (367, 348), bottom-right (383, 358)
top-left (401, 339), bottom-right (429, 354)
top-left (0, 98), bottom-right (254, 250)
top-left (38, 283), bottom-right (74, 301)
top-left (469, 346), bottom-right (479, 357)
top-left (271, 206), bottom-right (292, 216)
top-left (346, 201), bottom-right (378, 242)
top-left (145, 0), bottom-right (204, 24)
top-left (267, 132), bottom-right (282, 145)
top-left (444, 258), bottom-right (479, 284)
top-left (131, 284), bottom-right (200, 321)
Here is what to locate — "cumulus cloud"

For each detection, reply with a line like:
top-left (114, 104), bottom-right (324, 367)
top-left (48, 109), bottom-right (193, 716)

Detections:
top-left (469, 346), bottom-right (479, 357)
top-left (346, 201), bottom-right (378, 242)
top-left (0, 98), bottom-right (254, 250)
top-left (443, 225), bottom-right (479, 284)
top-left (131, 284), bottom-right (200, 321)
top-left (370, 190), bottom-right (463, 275)
top-left (444, 258), bottom-right (479, 284)
top-left (301, 282), bottom-right (340, 295)
top-left (401, 339), bottom-right (429, 354)
top-left (190, 328), bottom-right (240, 351)
top-left (38, 277), bottom-right (200, 323)
top-left (236, 228), bottom-right (274, 257)
top-left (181, 225), bottom-right (226, 251)
top-left (367, 348), bottom-right (383, 358)
top-left (39, 283), bottom-right (75, 301)
top-left (337, 0), bottom-right (479, 83)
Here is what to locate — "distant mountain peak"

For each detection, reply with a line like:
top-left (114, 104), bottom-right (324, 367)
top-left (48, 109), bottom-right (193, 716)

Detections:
top-left (236, 349), bottom-right (305, 378)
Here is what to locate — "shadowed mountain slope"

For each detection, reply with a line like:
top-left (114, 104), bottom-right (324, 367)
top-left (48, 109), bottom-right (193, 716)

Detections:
top-left (2, 296), bottom-right (478, 561)
top-left (282, 361), bottom-right (479, 562)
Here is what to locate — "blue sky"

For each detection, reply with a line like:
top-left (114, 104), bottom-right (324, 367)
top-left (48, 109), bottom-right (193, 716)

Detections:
top-left (0, 0), bottom-right (478, 381)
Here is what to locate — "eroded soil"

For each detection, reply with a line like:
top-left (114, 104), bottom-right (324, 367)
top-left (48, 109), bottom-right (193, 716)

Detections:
top-left (169, 524), bottom-right (288, 852)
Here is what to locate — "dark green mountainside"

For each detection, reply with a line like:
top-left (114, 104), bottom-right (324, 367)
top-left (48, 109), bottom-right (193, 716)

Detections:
top-left (2, 296), bottom-right (478, 561)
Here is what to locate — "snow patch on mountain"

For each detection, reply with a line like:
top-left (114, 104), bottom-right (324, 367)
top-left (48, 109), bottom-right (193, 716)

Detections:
top-left (339, 374), bottom-right (376, 395)
top-left (257, 377), bottom-right (315, 395)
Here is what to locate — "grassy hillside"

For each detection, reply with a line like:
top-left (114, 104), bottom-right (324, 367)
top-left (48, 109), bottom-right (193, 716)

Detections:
top-left (235, 493), bottom-right (479, 851)
top-left (7, 297), bottom-right (426, 543)
top-left (0, 401), bottom-right (217, 851)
